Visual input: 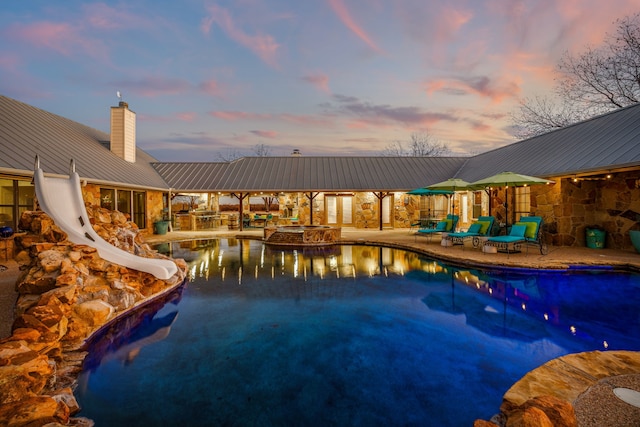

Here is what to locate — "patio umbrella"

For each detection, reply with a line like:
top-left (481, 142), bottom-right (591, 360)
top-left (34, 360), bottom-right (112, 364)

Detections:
top-left (406, 188), bottom-right (453, 196)
top-left (469, 172), bottom-right (554, 226)
top-left (426, 178), bottom-right (472, 214)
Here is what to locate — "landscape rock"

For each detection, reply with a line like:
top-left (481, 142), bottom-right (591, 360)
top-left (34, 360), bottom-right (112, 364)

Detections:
top-left (0, 208), bottom-right (186, 426)
top-left (73, 300), bottom-right (114, 327)
top-left (505, 395), bottom-right (577, 427)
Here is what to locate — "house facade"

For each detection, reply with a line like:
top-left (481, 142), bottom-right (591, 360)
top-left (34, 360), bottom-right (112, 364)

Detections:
top-left (1, 95), bottom-right (639, 251)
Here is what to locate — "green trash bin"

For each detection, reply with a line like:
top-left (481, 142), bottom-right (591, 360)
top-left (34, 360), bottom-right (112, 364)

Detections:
top-left (586, 228), bottom-right (605, 249)
top-left (154, 220), bottom-right (170, 235)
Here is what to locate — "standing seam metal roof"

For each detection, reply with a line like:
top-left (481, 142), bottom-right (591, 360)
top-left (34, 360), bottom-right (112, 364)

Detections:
top-left (3, 95), bottom-right (640, 193)
top-left (0, 95), bottom-right (169, 189)
top-left (152, 156), bottom-right (467, 192)
top-left (454, 103), bottom-right (640, 182)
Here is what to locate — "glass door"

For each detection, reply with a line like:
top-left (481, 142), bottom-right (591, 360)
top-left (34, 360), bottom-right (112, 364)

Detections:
top-left (326, 195), bottom-right (353, 226)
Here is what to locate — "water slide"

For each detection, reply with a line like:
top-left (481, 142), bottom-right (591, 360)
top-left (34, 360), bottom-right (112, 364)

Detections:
top-left (33, 157), bottom-right (178, 280)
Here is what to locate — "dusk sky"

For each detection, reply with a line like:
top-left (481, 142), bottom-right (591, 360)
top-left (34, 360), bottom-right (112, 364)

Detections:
top-left (2, 1), bottom-right (639, 161)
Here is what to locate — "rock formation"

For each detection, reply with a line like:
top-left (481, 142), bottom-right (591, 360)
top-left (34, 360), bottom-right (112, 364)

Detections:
top-left (0, 206), bottom-right (186, 426)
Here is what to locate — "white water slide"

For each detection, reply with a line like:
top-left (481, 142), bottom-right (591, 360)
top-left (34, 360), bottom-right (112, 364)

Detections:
top-left (33, 157), bottom-right (178, 280)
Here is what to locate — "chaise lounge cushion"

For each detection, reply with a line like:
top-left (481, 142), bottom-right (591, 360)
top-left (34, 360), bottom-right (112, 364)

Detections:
top-left (466, 222), bottom-right (482, 234)
top-left (509, 224), bottom-right (527, 238)
top-left (515, 221), bottom-right (537, 239)
top-left (476, 221), bottom-right (491, 234)
top-left (435, 221), bottom-right (448, 231)
top-left (487, 224), bottom-right (527, 244)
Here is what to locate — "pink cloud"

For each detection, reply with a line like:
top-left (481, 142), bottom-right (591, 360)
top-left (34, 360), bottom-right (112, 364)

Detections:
top-left (198, 79), bottom-right (225, 97)
top-left (177, 112), bottom-right (198, 122)
top-left (210, 111), bottom-right (271, 121)
top-left (113, 76), bottom-right (191, 97)
top-left (432, 5), bottom-right (474, 43)
top-left (250, 130), bottom-right (278, 138)
top-left (279, 114), bottom-right (333, 126)
top-left (302, 74), bottom-right (330, 93)
top-left (82, 3), bottom-right (139, 30)
top-left (201, 4), bottom-right (280, 68)
top-left (327, 0), bottom-right (381, 52)
top-left (7, 21), bottom-right (108, 60)
top-left (423, 75), bottom-right (520, 104)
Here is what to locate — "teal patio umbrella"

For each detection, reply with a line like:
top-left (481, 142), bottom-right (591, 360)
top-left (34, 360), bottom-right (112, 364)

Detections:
top-left (469, 172), bottom-right (554, 226)
top-left (426, 178), bottom-right (472, 214)
top-left (407, 188), bottom-right (454, 196)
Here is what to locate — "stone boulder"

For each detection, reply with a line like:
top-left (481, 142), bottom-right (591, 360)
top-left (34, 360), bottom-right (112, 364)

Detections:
top-left (1, 208), bottom-right (187, 426)
top-left (505, 395), bottom-right (577, 427)
top-left (73, 300), bottom-right (114, 327)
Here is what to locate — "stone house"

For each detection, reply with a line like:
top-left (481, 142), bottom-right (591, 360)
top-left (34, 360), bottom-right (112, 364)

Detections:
top-left (1, 95), bottom-right (639, 251)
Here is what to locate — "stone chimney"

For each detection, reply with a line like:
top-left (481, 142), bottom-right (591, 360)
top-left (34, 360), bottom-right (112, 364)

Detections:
top-left (110, 101), bottom-right (136, 163)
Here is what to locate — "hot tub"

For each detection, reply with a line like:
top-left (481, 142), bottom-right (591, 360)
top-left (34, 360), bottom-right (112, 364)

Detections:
top-left (263, 225), bottom-right (341, 246)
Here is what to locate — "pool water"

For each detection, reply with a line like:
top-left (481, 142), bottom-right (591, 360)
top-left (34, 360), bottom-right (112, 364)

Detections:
top-left (75, 239), bottom-right (640, 426)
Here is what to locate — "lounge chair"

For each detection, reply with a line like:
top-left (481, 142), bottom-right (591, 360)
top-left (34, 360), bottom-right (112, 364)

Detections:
top-left (445, 216), bottom-right (495, 249)
top-left (415, 214), bottom-right (459, 243)
top-left (484, 216), bottom-right (548, 256)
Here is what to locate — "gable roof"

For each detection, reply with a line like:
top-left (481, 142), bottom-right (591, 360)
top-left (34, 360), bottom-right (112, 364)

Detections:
top-left (2, 94), bottom-right (640, 193)
top-left (153, 156), bottom-right (467, 192)
top-left (0, 95), bottom-right (168, 190)
top-left (455, 103), bottom-right (640, 182)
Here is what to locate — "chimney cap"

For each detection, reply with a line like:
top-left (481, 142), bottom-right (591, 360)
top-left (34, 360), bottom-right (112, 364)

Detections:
top-left (118, 101), bottom-right (129, 108)
top-left (291, 149), bottom-right (301, 156)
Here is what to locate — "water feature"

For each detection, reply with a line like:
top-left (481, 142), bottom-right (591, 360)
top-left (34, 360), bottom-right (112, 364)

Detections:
top-left (75, 239), bottom-right (640, 426)
top-left (263, 225), bottom-right (340, 246)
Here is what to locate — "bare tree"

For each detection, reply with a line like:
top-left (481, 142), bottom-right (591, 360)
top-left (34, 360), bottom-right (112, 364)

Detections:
top-left (381, 132), bottom-right (449, 157)
top-left (512, 13), bottom-right (640, 138)
top-left (252, 143), bottom-right (272, 156)
top-left (216, 144), bottom-right (272, 161)
top-left (216, 148), bottom-right (244, 162)
top-left (510, 96), bottom-right (587, 140)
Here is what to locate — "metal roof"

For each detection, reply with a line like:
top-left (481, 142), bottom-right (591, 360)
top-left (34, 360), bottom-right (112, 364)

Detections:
top-left (153, 156), bottom-right (467, 192)
top-left (0, 95), bottom-right (169, 189)
top-left (3, 94), bottom-right (640, 193)
top-left (454, 103), bottom-right (640, 182)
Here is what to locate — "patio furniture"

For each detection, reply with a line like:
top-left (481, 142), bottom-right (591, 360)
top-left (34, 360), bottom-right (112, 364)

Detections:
top-left (415, 214), bottom-right (459, 243)
top-left (484, 216), bottom-right (548, 256)
top-left (410, 217), bottom-right (438, 233)
top-left (445, 216), bottom-right (495, 249)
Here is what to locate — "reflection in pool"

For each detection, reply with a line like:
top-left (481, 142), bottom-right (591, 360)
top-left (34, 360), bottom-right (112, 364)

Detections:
top-left (76, 239), bottom-right (640, 426)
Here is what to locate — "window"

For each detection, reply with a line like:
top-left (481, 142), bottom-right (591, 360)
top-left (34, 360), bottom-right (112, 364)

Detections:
top-left (0, 178), bottom-right (14, 227)
top-left (102, 188), bottom-right (146, 229)
top-left (117, 190), bottom-right (131, 218)
top-left (133, 191), bottom-right (146, 228)
top-left (0, 178), bottom-right (34, 229)
top-left (17, 181), bottom-right (35, 226)
top-left (473, 191), bottom-right (482, 218)
top-left (515, 186), bottom-right (531, 221)
top-left (100, 188), bottom-right (115, 210)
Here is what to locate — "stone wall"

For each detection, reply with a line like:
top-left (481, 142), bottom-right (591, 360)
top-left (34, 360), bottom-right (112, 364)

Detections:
top-left (535, 173), bottom-right (640, 250)
top-left (147, 190), bottom-right (166, 233)
top-left (0, 207), bottom-right (186, 426)
top-left (78, 186), bottom-right (165, 235)
top-left (394, 195), bottom-right (418, 228)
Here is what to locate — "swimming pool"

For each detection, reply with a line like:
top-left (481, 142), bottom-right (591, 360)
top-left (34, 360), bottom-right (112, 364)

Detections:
top-left (75, 239), bottom-right (640, 426)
